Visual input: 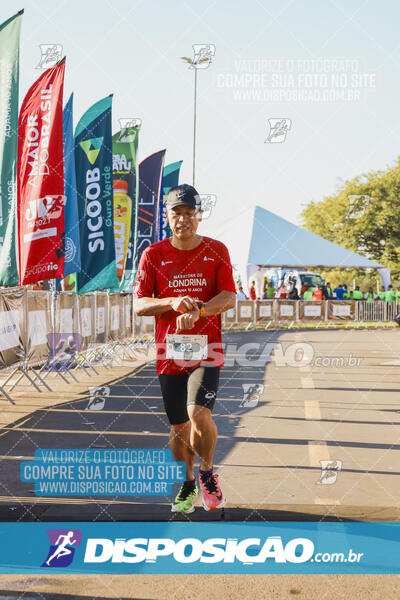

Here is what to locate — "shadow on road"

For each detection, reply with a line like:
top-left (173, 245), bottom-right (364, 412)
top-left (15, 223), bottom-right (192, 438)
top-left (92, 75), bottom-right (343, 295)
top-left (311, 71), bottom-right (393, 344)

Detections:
top-left (0, 329), bottom-right (397, 522)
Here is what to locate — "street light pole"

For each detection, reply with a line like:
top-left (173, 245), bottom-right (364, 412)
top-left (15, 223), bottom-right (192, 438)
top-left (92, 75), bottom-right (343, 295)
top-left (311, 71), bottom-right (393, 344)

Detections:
top-left (193, 65), bottom-right (197, 187)
top-left (181, 49), bottom-right (213, 189)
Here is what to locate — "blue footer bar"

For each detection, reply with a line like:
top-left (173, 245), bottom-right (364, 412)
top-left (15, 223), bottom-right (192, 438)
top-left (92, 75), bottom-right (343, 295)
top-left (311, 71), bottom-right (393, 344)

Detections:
top-left (0, 522), bottom-right (398, 574)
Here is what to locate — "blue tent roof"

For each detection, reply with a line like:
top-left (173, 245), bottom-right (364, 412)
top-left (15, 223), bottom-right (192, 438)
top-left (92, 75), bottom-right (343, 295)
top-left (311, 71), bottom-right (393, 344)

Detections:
top-left (245, 205), bottom-right (383, 268)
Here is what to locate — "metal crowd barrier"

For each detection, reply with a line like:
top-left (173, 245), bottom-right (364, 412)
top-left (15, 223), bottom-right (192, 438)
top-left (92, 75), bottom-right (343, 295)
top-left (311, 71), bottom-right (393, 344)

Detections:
top-left (223, 299), bottom-right (397, 329)
top-left (0, 288), bottom-right (156, 405)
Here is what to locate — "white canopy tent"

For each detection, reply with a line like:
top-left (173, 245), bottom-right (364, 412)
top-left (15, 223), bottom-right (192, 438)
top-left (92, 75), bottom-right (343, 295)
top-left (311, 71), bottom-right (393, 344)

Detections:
top-left (216, 205), bottom-right (388, 296)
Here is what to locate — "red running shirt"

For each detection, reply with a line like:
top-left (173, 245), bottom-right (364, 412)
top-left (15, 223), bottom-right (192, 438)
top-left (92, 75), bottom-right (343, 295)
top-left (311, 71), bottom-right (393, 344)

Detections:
top-left (133, 236), bottom-right (236, 374)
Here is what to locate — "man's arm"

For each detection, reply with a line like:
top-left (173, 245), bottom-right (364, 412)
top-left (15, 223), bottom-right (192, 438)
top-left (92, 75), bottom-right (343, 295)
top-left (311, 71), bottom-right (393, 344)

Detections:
top-left (201, 290), bottom-right (236, 316)
top-left (133, 295), bottom-right (198, 317)
top-left (175, 290), bottom-right (236, 332)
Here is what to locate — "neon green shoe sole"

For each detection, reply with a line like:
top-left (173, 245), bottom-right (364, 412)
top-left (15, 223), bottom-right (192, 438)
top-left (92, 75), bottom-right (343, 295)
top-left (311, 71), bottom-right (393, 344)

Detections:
top-left (171, 483), bottom-right (198, 514)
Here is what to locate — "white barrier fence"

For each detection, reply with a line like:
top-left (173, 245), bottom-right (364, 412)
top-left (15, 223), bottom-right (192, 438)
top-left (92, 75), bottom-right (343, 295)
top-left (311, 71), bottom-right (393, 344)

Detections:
top-left (223, 300), bottom-right (397, 327)
top-left (0, 288), bottom-right (154, 404)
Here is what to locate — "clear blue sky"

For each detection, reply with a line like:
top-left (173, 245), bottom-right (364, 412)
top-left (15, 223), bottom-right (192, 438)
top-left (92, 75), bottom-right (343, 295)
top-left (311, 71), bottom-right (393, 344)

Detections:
top-left (3, 0), bottom-right (400, 237)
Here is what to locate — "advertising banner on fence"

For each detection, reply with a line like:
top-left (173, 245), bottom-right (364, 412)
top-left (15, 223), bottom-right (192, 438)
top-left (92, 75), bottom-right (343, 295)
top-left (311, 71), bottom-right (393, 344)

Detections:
top-left (26, 290), bottom-right (51, 365)
top-left (112, 124), bottom-right (139, 290)
top-left (0, 10), bottom-right (23, 287)
top-left (136, 149), bottom-right (165, 268)
top-left (62, 93), bottom-right (81, 277)
top-left (17, 59), bottom-right (66, 285)
top-left (75, 95), bottom-right (119, 293)
top-left (158, 160), bottom-right (182, 241)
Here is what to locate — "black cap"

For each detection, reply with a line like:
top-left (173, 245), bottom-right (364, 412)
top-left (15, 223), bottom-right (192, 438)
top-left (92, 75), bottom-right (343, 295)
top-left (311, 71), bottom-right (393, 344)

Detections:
top-left (165, 184), bottom-right (201, 211)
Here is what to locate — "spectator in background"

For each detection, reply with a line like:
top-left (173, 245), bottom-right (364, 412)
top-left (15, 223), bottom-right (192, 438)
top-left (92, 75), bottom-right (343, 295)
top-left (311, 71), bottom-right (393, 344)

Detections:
top-left (377, 288), bottom-right (386, 301)
top-left (312, 285), bottom-right (323, 301)
top-left (303, 286), bottom-right (313, 301)
top-left (352, 286), bottom-right (363, 300)
top-left (320, 283), bottom-right (330, 300)
top-left (365, 287), bottom-right (375, 302)
top-left (236, 285), bottom-right (247, 301)
top-left (385, 284), bottom-right (395, 302)
top-left (288, 284), bottom-right (299, 300)
top-left (334, 284), bottom-right (345, 300)
top-left (264, 280), bottom-right (276, 299)
top-left (300, 281), bottom-right (309, 297)
top-left (249, 281), bottom-right (256, 300)
top-left (342, 284), bottom-right (351, 299)
top-left (395, 286), bottom-right (400, 304)
top-left (276, 281), bottom-right (287, 298)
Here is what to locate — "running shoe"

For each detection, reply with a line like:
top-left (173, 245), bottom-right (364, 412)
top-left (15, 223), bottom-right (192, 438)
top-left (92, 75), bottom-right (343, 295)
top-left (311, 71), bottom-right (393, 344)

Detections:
top-left (171, 481), bottom-right (198, 514)
top-left (199, 471), bottom-right (226, 511)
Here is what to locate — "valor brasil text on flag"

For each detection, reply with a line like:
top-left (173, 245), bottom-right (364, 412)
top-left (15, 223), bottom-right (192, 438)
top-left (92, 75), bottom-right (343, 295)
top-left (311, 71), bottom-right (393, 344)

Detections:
top-left (17, 58), bottom-right (65, 285)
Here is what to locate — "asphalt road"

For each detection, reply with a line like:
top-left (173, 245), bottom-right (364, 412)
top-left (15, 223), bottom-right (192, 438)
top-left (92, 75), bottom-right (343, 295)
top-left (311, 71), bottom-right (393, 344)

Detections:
top-left (0, 328), bottom-right (399, 522)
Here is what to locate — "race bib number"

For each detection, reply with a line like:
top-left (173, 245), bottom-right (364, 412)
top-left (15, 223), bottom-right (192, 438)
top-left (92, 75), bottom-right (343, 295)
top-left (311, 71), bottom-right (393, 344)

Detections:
top-left (166, 334), bottom-right (208, 360)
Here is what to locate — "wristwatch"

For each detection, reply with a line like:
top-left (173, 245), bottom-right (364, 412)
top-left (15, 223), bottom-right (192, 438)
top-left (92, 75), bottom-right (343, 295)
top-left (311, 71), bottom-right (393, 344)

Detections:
top-left (196, 301), bottom-right (206, 317)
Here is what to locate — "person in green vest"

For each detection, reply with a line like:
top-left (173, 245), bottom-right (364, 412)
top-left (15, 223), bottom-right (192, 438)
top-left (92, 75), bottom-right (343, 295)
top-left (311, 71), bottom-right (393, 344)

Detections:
top-left (264, 281), bottom-right (276, 299)
top-left (395, 286), bottom-right (400, 304)
top-left (342, 284), bottom-right (351, 299)
top-left (377, 288), bottom-right (386, 301)
top-left (326, 282), bottom-right (332, 298)
top-left (365, 287), bottom-right (375, 303)
top-left (352, 285), bottom-right (363, 300)
top-left (303, 286), bottom-right (313, 301)
top-left (384, 284), bottom-right (395, 302)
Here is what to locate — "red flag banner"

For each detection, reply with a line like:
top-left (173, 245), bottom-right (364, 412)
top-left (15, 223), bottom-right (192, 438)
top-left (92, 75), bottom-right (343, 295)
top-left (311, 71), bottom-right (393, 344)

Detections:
top-left (17, 59), bottom-right (65, 285)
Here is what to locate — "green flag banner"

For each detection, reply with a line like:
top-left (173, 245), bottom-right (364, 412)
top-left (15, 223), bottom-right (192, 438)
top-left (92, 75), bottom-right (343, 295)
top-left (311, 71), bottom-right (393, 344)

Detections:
top-left (111, 124), bottom-right (140, 292)
top-left (0, 10), bottom-right (23, 286)
top-left (75, 95), bottom-right (119, 293)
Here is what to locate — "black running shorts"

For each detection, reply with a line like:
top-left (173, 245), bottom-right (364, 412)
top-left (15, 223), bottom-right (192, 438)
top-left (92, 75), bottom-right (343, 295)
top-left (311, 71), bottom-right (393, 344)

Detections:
top-left (158, 366), bottom-right (220, 425)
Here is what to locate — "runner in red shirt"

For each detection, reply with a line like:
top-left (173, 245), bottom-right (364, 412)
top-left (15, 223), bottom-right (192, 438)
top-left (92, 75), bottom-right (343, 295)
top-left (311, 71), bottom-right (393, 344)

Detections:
top-left (133, 184), bottom-right (236, 514)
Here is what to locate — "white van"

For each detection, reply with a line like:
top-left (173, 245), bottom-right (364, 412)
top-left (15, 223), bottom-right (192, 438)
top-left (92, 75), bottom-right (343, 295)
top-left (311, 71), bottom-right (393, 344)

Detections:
top-left (283, 271), bottom-right (325, 296)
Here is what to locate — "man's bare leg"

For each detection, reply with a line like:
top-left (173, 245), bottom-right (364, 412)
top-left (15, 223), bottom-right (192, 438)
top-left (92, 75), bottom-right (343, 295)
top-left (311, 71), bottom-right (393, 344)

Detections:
top-left (169, 420), bottom-right (195, 480)
top-left (187, 405), bottom-right (217, 471)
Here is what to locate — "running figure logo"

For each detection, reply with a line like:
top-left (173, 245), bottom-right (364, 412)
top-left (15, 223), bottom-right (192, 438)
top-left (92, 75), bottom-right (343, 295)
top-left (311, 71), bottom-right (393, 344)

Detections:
top-left (87, 386), bottom-right (110, 411)
top-left (36, 44), bottom-right (63, 69)
top-left (240, 384), bottom-right (264, 408)
top-left (265, 118), bottom-right (292, 143)
top-left (182, 44), bottom-right (216, 69)
top-left (316, 460), bottom-right (342, 485)
top-left (42, 529), bottom-right (82, 568)
top-left (199, 194), bottom-right (216, 220)
top-left (116, 118), bottom-right (142, 143)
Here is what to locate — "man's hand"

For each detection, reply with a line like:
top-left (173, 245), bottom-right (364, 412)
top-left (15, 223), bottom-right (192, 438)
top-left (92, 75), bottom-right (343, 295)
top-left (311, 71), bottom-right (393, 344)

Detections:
top-left (176, 308), bottom-right (200, 332)
top-left (170, 295), bottom-right (198, 314)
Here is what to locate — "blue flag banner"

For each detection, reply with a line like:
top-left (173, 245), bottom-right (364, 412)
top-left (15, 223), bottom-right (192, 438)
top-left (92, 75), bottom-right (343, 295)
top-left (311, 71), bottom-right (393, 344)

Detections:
top-left (75, 95), bottom-right (119, 293)
top-left (0, 522), bottom-right (398, 574)
top-left (158, 160), bottom-right (182, 241)
top-left (135, 149), bottom-right (165, 268)
top-left (63, 93), bottom-right (81, 277)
